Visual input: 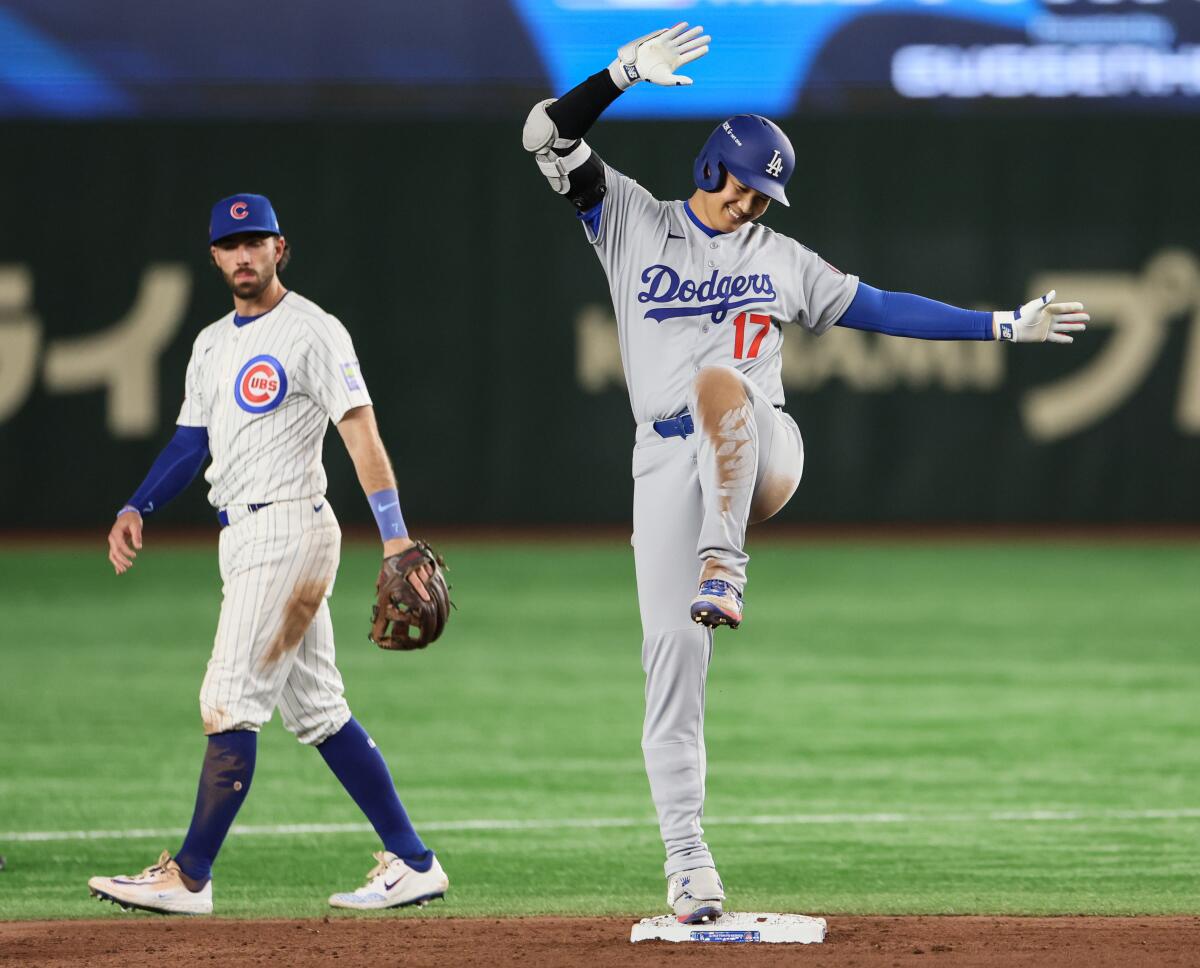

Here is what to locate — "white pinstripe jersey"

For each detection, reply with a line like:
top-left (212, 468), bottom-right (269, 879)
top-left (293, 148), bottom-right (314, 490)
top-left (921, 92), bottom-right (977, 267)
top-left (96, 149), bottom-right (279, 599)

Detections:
top-left (587, 164), bottom-right (859, 423)
top-left (177, 291), bottom-right (371, 508)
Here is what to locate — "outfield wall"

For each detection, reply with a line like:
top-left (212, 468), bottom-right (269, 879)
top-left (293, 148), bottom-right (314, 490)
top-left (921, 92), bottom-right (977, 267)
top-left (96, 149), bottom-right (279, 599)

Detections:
top-left (1, 118), bottom-right (1198, 527)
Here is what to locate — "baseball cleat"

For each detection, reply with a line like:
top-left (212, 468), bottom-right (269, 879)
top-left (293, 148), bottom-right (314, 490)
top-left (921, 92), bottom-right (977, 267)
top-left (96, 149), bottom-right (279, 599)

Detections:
top-left (689, 579), bottom-right (743, 629)
top-left (329, 851), bottom-right (449, 910)
top-left (667, 866), bottom-right (726, 924)
top-left (88, 851), bottom-right (213, 915)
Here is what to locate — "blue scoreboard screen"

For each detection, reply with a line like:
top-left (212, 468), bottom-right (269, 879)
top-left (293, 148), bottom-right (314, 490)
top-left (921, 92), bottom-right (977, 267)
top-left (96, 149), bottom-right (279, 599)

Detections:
top-left (2, 0), bottom-right (1196, 118)
top-left (515, 0), bottom-right (1200, 116)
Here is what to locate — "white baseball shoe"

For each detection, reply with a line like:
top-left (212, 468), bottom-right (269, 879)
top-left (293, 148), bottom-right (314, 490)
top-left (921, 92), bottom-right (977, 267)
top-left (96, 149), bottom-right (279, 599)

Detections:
top-left (329, 851), bottom-right (448, 910)
top-left (690, 579), bottom-right (743, 629)
top-left (667, 866), bottom-right (725, 924)
top-left (88, 851), bottom-right (213, 915)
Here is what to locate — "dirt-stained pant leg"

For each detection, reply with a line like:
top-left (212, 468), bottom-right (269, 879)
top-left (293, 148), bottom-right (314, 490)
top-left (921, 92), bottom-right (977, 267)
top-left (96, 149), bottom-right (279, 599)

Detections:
top-left (689, 365), bottom-right (804, 591)
top-left (279, 505), bottom-right (351, 746)
top-left (632, 427), bottom-right (717, 877)
top-left (632, 389), bottom-right (802, 877)
top-left (200, 501), bottom-right (344, 740)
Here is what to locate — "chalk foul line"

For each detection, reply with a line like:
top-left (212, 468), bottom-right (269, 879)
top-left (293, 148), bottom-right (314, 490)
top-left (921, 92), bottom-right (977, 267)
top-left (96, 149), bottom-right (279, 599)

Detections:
top-left (4, 807), bottom-right (1200, 843)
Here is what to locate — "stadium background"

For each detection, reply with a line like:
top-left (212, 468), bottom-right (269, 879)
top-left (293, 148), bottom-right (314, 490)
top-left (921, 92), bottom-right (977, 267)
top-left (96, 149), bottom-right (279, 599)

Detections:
top-left (1, 1), bottom-right (1199, 958)
top-left (1, 0), bottom-right (1198, 527)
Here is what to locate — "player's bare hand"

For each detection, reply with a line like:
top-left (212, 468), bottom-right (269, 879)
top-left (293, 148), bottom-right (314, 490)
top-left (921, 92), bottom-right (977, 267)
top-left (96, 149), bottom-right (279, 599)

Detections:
top-left (609, 22), bottom-right (711, 90)
top-left (996, 290), bottom-right (1090, 344)
top-left (107, 509), bottom-right (143, 575)
top-left (382, 537), bottom-right (432, 602)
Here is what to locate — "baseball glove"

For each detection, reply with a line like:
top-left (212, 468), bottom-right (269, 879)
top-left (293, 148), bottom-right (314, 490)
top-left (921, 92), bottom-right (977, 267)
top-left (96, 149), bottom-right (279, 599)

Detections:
top-left (370, 540), bottom-right (451, 651)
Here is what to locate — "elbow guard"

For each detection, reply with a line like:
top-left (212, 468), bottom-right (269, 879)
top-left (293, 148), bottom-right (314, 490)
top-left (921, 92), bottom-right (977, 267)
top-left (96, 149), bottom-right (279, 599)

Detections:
top-left (524, 98), bottom-right (607, 209)
top-left (522, 98), bottom-right (566, 154)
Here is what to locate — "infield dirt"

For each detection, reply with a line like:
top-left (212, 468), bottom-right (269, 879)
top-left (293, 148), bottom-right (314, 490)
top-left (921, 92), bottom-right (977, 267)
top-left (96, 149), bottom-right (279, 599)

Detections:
top-left (2, 916), bottom-right (1198, 967)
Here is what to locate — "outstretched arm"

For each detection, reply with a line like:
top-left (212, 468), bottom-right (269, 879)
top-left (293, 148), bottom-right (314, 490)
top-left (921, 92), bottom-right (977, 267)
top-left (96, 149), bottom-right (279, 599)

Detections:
top-left (838, 282), bottom-right (1088, 344)
top-left (107, 424), bottom-right (209, 574)
top-left (336, 405), bottom-right (430, 601)
top-left (523, 22), bottom-right (710, 213)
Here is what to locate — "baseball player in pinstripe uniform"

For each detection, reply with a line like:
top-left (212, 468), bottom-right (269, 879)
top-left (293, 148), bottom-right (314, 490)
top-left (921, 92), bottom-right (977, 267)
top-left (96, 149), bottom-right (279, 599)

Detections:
top-left (524, 25), bottom-right (1089, 922)
top-left (88, 194), bottom-right (448, 915)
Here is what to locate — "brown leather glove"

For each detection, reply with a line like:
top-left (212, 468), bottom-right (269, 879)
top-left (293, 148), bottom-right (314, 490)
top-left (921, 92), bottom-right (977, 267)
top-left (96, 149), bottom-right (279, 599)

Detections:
top-left (369, 540), bottom-right (451, 651)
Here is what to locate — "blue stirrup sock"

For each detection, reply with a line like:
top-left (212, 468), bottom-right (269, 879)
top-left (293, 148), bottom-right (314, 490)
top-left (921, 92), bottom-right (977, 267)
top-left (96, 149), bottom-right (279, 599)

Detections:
top-left (317, 717), bottom-right (432, 871)
top-left (173, 729), bottom-right (257, 885)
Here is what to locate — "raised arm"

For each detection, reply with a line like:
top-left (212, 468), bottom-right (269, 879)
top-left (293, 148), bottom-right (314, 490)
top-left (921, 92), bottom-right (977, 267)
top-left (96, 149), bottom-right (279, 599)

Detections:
top-left (838, 283), bottom-right (1088, 344)
top-left (522, 22), bottom-right (710, 212)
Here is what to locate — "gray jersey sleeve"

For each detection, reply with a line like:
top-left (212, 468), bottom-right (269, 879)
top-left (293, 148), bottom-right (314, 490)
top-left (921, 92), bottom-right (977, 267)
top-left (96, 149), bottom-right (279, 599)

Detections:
top-left (790, 241), bottom-right (859, 335)
top-left (586, 163), bottom-right (670, 263)
top-left (176, 332), bottom-right (208, 428)
top-left (301, 316), bottom-right (373, 423)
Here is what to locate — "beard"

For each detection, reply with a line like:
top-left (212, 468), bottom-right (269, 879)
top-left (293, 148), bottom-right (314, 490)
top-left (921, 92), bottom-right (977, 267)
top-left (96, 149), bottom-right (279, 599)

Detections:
top-left (223, 264), bottom-right (274, 300)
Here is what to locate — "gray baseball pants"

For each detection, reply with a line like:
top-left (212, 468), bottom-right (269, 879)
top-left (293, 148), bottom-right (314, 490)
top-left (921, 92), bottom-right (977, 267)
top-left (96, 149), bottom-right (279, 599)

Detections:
top-left (632, 365), bottom-right (804, 876)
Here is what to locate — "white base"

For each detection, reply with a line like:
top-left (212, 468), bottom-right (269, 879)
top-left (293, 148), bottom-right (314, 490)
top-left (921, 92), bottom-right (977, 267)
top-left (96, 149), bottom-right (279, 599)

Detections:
top-left (630, 912), bottom-right (827, 944)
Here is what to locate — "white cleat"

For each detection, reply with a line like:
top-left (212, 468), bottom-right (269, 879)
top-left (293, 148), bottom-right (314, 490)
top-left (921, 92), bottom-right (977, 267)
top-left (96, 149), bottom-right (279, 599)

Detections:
top-left (329, 851), bottom-right (449, 910)
top-left (88, 851), bottom-right (213, 915)
top-left (667, 866), bottom-right (725, 924)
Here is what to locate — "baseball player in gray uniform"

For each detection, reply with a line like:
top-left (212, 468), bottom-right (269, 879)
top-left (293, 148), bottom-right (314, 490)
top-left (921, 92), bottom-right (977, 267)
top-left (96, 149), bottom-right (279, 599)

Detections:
top-left (523, 24), bottom-right (1089, 922)
top-left (88, 194), bottom-right (449, 914)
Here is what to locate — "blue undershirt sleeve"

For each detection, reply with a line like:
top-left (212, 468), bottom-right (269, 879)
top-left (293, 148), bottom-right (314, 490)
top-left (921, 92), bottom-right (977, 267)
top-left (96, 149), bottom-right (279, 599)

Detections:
top-left (836, 282), bottom-right (994, 341)
top-left (123, 425), bottom-right (210, 516)
top-left (577, 199), bottom-right (604, 238)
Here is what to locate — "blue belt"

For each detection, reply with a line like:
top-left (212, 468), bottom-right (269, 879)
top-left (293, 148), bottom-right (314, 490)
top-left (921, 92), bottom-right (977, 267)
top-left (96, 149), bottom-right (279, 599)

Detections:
top-left (217, 503), bottom-right (272, 528)
top-left (653, 411), bottom-right (694, 440)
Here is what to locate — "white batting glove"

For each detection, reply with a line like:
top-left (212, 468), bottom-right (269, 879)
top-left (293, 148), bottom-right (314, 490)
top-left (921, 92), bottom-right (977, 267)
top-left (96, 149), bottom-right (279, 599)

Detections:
top-left (995, 290), bottom-right (1090, 344)
top-left (608, 22), bottom-right (711, 91)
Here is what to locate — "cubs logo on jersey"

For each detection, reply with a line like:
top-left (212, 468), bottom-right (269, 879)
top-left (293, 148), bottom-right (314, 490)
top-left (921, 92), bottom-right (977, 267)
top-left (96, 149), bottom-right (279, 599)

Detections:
top-left (234, 354), bottom-right (288, 414)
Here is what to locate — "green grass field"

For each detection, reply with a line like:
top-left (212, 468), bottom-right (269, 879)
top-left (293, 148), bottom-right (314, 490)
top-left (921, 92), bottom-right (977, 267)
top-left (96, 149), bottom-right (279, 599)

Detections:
top-left (1, 537), bottom-right (1198, 920)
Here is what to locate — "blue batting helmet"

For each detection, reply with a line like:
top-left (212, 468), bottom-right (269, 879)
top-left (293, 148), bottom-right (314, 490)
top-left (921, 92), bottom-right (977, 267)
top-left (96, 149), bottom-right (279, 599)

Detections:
top-left (209, 193), bottom-right (282, 244)
top-left (692, 115), bottom-right (794, 207)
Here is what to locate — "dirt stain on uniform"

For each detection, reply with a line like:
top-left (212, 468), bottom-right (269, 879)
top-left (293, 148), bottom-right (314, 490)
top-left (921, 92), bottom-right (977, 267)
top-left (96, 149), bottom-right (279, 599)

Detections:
top-left (700, 558), bottom-right (736, 584)
top-left (201, 706), bottom-right (229, 735)
top-left (750, 471), bottom-right (800, 524)
top-left (695, 367), bottom-right (801, 527)
top-left (260, 578), bottom-right (329, 669)
top-left (694, 367), bottom-right (749, 433)
top-left (694, 367), bottom-right (754, 515)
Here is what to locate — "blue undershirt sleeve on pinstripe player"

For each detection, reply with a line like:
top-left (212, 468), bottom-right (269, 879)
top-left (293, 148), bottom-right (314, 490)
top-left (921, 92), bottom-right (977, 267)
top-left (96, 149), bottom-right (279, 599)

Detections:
top-left (837, 282), bottom-right (995, 341)
top-left (123, 424), bottom-right (210, 516)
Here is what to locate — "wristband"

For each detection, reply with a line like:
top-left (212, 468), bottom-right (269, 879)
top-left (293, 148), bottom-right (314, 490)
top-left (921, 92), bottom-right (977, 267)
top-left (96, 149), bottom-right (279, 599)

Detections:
top-left (116, 504), bottom-right (141, 519)
top-left (368, 488), bottom-right (408, 541)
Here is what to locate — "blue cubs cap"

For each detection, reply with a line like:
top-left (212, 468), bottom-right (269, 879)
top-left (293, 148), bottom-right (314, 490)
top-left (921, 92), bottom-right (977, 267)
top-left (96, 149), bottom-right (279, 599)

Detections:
top-left (209, 193), bottom-right (282, 244)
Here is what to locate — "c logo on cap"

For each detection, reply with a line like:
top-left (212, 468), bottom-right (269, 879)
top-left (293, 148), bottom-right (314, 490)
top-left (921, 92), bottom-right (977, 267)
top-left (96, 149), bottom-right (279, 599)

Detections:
top-left (230, 201), bottom-right (249, 220)
top-left (234, 354), bottom-right (288, 414)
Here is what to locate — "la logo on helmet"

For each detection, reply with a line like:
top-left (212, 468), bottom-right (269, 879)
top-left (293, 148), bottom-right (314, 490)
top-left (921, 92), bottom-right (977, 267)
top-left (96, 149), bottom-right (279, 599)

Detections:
top-left (766, 150), bottom-right (784, 178)
top-left (230, 201), bottom-right (250, 219)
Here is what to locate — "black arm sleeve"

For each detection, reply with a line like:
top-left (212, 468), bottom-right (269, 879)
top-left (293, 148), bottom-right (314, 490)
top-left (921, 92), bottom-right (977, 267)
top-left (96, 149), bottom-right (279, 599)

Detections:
top-left (565, 152), bottom-right (607, 211)
top-left (545, 70), bottom-right (623, 141)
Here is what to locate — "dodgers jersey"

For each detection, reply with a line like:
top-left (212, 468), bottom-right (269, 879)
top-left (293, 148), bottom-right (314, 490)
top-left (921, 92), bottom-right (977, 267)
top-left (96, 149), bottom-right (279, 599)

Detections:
top-left (177, 291), bottom-right (371, 508)
top-left (587, 164), bottom-right (859, 423)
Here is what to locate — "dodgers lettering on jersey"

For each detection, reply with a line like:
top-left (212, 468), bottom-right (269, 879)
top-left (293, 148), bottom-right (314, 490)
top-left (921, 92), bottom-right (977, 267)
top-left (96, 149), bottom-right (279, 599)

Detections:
top-left (638, 265), bottom-right (777, 323)
top-left (176, 291), bottom-right (372, 507)
top-left (586, 164), bottom-right (859, 423)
